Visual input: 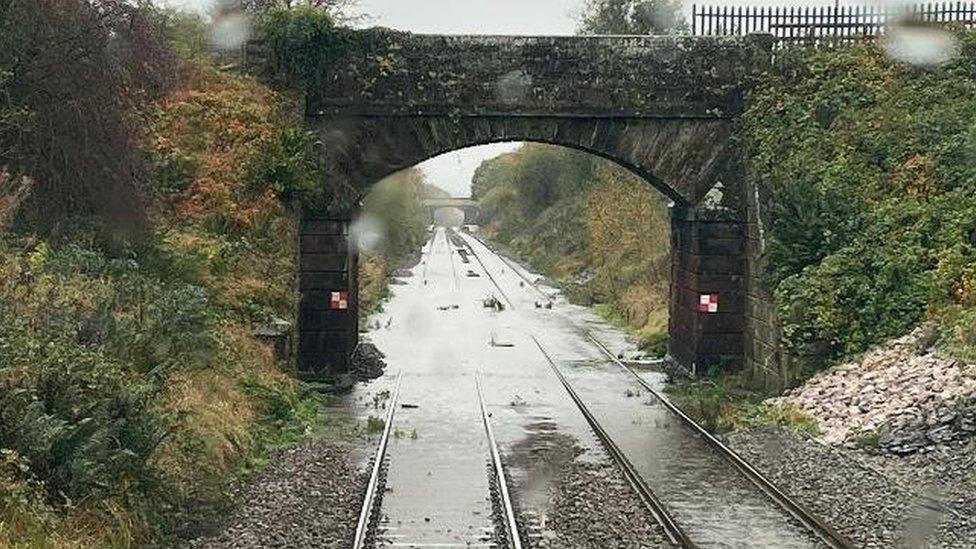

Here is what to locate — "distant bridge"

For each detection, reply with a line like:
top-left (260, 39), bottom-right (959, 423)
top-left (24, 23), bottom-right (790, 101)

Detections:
top-left (422, 197), bottom-right (481, 224)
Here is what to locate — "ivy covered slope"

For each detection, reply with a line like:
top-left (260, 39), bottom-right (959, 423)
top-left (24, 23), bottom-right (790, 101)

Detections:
top-left (0, 59), bottom-right (322, 549)
top-left (744, 31), bottom-right (976, 369)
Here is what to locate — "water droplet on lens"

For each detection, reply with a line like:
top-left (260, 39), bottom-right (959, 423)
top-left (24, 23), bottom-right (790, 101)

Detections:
top-left (884, 20), bottom-right (959, 66)
top-left (351, 214), bottom-right (386, 254)
top-left (209, 10), bottom-right (250, 51)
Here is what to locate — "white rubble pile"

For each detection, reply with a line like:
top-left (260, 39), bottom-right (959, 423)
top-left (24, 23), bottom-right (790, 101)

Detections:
top-left (772, 326), bottom-right (976, 454)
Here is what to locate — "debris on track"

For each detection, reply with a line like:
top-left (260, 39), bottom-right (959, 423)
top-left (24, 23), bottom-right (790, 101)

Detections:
top-left (351, 341), bottom-right (386, 382)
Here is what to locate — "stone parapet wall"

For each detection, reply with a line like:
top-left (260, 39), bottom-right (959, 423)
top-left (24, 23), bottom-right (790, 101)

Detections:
top-left (282, 30), bottom-right (784, 380)
top-left (307, 31), bottom-right (774, 119)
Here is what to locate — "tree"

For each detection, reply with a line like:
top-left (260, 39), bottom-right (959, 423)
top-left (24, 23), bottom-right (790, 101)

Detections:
top-left (471, 151), bottom-right (518, 200)
top-left (241, 0), bottom-right (359, 20)
top-left (0, 0), bottom-right (175, 236)
top-left (362, 168), bottom-right (429, 257)
top-left (579, 0), bottom-right (687, 35)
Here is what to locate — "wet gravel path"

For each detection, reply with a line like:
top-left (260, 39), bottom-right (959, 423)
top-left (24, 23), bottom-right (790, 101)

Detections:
top-left (188, 442), bottom-right (364, 549)
top-left (723, 427), bottom-right (976, 549)
top-left (863, 438), bottom-right (976, 549)
top-left (541, 458), bottom-right (673, 549)
top-left (506, 430), bottom-right (672, 549)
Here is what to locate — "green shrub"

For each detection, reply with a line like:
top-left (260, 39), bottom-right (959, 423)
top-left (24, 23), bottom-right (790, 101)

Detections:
top-left (641, 332), bottom-right (668, 357)
top-left (938, 305), bottom-right (976, 362)
top-left (742, 31), bottom-right (976, 365)
top-left (247, 126), bottom-right (323, 210)
top-left (261, 6), bottom-right (348, 87)
top-left (0, 316), bottom-right (166, 506)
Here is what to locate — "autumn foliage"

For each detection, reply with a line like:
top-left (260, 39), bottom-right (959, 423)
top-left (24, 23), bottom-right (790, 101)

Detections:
top-left (475, 144), bottom-right (671, 352)
top-left (1, 15), bottom-right (324, 549)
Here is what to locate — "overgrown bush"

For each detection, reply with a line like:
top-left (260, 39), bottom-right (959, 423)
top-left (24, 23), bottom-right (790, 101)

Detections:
top-left (0, 28), bottom-right (326, 548)
top-left (0, 0), bottom-right (177, 236)
top-left (261, 6), bottom-right (349, 87)
top-left (742, 31), bottom-right (976, 365)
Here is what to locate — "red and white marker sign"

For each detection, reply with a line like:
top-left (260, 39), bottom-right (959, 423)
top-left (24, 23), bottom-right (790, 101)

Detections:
top-left (698, 294), bottom-right (719, 314)
top-left (330, 291), bottom-right (349, 310)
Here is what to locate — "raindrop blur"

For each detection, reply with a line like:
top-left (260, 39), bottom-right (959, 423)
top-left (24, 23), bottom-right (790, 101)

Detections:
top-left (495, 70), bottom-right (533, 104)
top-left (884, 20), bottom-right (959, 66)
top-left (209, 9), bottom-right (250, 51)
top-left (351, 214), bottom-right (386, 254)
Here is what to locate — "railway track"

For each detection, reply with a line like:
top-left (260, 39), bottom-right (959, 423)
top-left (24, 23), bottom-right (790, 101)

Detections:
top-left (461, 231), bottom-right (855, 548)
top-left (582, 333), bottom-right (859, 549)
top-left (445, 229), bottom-right (461, 292)
top-left (358, 233), bottom-right (856, 549)
top-left (464, 233), bottom-right (552, 301)
top-left (352, 371), bottom-right (527, 549)
top-left (451, 229), bottom-right (515, 309)
top-left (531, 336), bottom-right (697, 549)
top-left (353, 373), bottom-right (402, 549)
top-left (477, 375), bottom-right (526, 549)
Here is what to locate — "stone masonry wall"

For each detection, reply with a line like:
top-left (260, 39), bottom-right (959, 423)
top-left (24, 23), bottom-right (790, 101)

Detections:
top-left (308, 31), bottom-right (774, 119)
top-left (743, 168), bottom-right (790, 390)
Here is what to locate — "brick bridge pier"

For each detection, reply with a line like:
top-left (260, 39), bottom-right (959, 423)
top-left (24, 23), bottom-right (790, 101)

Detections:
top-left (293, 30), bottom-right (778, 383)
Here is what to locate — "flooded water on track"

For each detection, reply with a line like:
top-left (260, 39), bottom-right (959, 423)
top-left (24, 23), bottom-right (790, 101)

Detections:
top-left (347, 227), bottom-right (829, 549)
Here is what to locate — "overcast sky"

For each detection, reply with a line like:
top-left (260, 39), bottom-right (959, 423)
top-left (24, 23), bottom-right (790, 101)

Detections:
top-left (161, 0), bottom-right (891, 195)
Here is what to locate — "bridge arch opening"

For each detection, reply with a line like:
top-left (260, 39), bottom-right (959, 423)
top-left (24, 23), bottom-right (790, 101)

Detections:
top-left (301, 137), bottom-right (747, 381)
top-left (355, 140), bottom-right (676, 257)
top-left (431, 207), bottom-right (466, 227)
top-left (297, 32), bottom-right (765, 381)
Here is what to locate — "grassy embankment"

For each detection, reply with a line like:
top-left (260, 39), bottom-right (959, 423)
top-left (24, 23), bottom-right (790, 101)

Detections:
top-left (0, 6), bottom-right (367, 547)
top-left (474, 144), bottom-right (672, 355)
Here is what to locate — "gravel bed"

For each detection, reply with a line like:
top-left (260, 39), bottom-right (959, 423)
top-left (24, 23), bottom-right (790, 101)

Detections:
top-left (506, 429), bottom-right (672, 549)
top-left (187, 442), bottom-right (365, 549)
top-left (542, 459), bottom-right (672, 549)
top-left (863, 438), bottom-right (976, 549)
top-left (723, 427), bottom-right (976, 549)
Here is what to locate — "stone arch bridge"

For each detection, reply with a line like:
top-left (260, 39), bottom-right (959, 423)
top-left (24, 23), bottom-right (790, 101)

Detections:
top-left (422, 197), bottom-right (481, 225)
top-left (294, 30), bottom-right (780, 383)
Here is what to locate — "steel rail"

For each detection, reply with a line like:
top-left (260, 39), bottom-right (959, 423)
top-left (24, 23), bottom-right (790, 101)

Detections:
top-left (445, 229), bottom-right (460, 292)
top-left (476, 375), bottom-right (525, 549)
top-left (353, 372), bottom-right (403, 549)
top-left (585, 333), bottom-right (858, 549)
top-left (421, 231), bottom-right (435, 284)
top-left (465, 233), bottom-right (551, 301)
top-left (531, 336), bottom-right (698, 549)
top-left (457, 231), bottom-right (515, 310)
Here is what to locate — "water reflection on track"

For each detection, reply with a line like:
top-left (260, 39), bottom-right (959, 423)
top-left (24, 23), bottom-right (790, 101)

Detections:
top-left (459, 230), bottom-right (853, 549)
top-left (351, 228), bottom-right (854, 549)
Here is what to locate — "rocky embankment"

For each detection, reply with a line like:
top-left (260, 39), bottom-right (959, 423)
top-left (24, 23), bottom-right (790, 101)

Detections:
top-left (771, 326), bottom-right (976, 454)
top-left (723, 326), bottom-right (976, 548)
